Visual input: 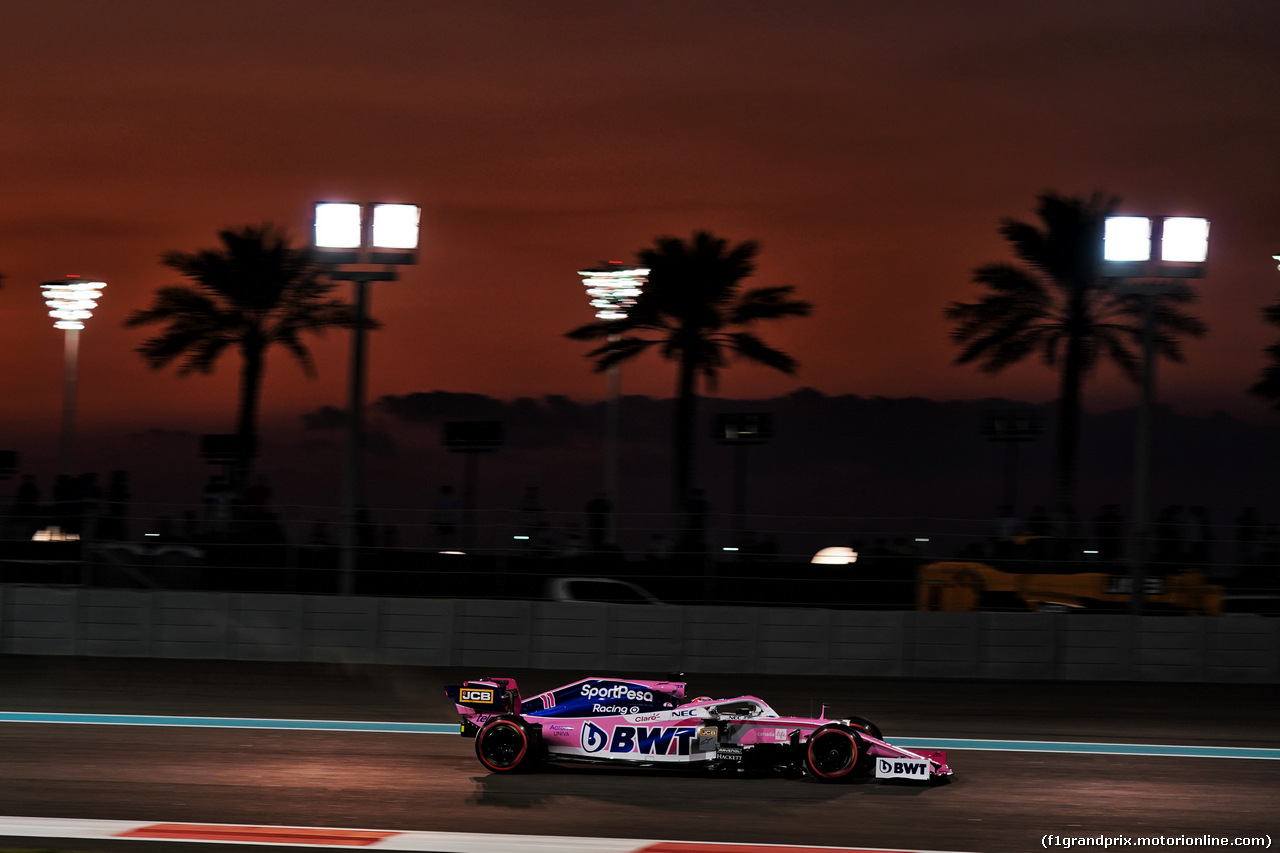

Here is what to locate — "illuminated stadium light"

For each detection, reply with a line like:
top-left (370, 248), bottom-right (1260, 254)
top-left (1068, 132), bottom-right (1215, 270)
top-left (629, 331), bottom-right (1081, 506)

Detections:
top-left (1103, 215), bottom-right (1209, 278)
top-left (578, 262), bottom-right (650, 550)
top-left (42, 276), bottom-right (105, 476)
top-left (1100, 211), bottom-right (1209, 616)
top-left (371, 203), bottom-right (421, 250)
top-left (1161, 217), bottom-right (1209, 263)
top-left (313, 202), bottom-right (363, 248)
top-left (1103, 216), bottom-right (1152, 262)
top-left (311, 200), bottom-right (421, 594)
top-left (579, 264), bottom-right (649, 321)
top-left (313, 201), bottom-right (421, 264)
top-left (41, 277), bottom-right (105, 330)
top-left (811, 546), bottom-right (858, 565)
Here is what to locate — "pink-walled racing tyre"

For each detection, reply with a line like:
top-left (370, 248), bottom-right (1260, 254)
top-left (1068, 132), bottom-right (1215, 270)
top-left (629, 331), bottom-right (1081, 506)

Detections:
top-left (475, 716), bottom-right (534, 773)
top-left (804, 724), bottom-right (863, 782)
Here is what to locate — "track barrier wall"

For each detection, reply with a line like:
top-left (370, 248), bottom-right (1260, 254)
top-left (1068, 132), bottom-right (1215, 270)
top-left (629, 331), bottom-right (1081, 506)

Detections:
top-left (1, 586), bottom-right (1277, 682)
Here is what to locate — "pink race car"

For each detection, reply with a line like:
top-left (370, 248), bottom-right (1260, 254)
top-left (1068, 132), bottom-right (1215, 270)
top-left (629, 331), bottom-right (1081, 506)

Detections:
top-left (445, 675), bottom-right (951, 783)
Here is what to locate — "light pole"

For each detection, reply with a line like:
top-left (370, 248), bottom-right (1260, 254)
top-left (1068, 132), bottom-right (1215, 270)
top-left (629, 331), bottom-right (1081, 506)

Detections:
top-left (1102, 214), bottom-right (1209, 614)
top-left (981, 408), bottom-right (1045, 515)
top-left (578, 263), bottom-right (648, 547)
top-left (714, 412), bottom-right (772, 551)
top-left (41, 276), bottom-right (105, 477)
top-left (313, 202), bottom-right (420, 593)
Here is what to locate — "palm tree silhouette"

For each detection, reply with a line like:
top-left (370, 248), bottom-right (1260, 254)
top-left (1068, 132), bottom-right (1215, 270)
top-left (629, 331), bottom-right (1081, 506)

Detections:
top-left (1248, 290), bottom-right (1280, 407)
top-left (126, 224), bottom-right (365, 487)
top-left (567, 230), bottom-right (812, 519)
top-left (945, 191), bottom-right (1206, 519)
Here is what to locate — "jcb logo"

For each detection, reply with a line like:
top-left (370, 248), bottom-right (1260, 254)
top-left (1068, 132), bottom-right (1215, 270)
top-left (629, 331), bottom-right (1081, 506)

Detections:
top-left (461, 688), bottom-right (495, 703)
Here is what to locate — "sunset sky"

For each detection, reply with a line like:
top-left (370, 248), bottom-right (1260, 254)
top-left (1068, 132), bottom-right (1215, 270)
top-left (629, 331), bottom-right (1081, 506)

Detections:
top-left (6, 0), bottom-right (1280, 485)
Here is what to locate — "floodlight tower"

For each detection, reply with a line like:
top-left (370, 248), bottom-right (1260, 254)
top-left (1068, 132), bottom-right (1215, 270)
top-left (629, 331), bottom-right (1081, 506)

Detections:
top-left (1102, 214), bottom-right (1209, 614)
top-left (579, 263), bottom-right (648, 547)
top-left (313, 202), bottom-right (420, 592)
top-left (41, 276), bottom-right (106, 477)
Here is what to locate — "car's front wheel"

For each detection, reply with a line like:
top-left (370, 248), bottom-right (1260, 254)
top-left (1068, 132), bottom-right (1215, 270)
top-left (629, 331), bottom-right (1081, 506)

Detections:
top-left (843, 714), bottom-right (883, 740)
top-left (804, 724), bottom-right (863, 782)
top-left (475, 716), bottom-right (535, 773)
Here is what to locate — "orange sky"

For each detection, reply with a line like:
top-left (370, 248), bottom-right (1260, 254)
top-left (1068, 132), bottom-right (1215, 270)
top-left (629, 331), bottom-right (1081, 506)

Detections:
top-left (6, 0), bottom-right (1280, 474)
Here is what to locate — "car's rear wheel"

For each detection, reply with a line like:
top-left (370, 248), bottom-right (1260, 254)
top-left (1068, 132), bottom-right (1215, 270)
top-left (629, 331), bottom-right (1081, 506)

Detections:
top-left (804, 724), bottom-right (863, 782)
top-left (475, 716), bottom-right (534, 773)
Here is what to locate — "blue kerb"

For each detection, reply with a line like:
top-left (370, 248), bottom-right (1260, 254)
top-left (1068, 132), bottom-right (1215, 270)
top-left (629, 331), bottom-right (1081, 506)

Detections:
top-left (0, 711), bottom-right (457, 734)
top-left (3, 713), bottom-right (1277, 759)
top-left (893, 736), bottom-right (1280, 761)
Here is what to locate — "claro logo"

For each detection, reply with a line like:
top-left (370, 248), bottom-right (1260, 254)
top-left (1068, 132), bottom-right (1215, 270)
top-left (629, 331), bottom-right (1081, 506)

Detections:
top-left (460, 688), bottom-right (495, 703)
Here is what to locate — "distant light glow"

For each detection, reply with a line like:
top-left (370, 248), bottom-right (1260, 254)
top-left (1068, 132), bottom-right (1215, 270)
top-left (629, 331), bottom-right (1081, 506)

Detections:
top-left (1161, 217), bottom-right (1209, 262)
top-left (41, 279), bottom-right (105, 330)
top-left (811, 546), bottom-right (858, 565)
top-left (579, 265), bottom-right (649, 320)
top-left (1104, 216), bottom-right (1152, 262)
top-left (722, 546), bottom-right (739, 552)
top-left (314, 202), bottom-right (363, 248)
top-left (32, 526), bottom-right (79, 542)
top-left (371, 203), bottom-right (420, 249)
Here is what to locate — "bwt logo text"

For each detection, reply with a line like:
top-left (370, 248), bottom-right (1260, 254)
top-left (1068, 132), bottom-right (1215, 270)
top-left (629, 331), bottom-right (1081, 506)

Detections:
top-left (581, 723), bottom-right (697, 755)
top-left (879, 759), bottom-right (928, 776)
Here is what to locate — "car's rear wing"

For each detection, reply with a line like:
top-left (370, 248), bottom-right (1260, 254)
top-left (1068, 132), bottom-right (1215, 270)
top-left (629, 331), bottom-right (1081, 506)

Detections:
top-left (444, 677), bottom-right (521, 716)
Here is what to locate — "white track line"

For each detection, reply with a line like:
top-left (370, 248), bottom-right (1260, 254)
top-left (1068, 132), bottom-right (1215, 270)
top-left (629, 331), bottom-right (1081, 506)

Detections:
top-left (0, 816), bottom-right (974, 853)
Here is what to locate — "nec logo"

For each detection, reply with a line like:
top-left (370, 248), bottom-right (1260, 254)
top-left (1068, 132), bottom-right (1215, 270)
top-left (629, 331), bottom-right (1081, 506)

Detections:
top-left (460, 688), bottom-right (495, 703)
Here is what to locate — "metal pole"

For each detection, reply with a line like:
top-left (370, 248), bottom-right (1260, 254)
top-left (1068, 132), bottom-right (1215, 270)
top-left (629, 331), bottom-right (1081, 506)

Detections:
top-left (604, 333), bottom-right (621, 546)
top-left (731, 442), bottom-right (748, 546)
top-left (59, 327), bottom-right (80, 477)
top-left (463, 452), bottom-right (479, 549)
top-left (1003, 441), bottom-right (1019, 513)
top-left (1129, 293), bottom-right (1156, 616)
top-left (339, 278), bottom-right (370, 595)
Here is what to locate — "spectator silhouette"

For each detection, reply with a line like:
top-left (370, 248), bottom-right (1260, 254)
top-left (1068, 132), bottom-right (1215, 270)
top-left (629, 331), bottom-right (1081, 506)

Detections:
top-left (585, 493), bottom-right (612, 552)
top-left (102, 470), bottom-right (132, 541)
top-left (11, 475), bottom-right (40, 539)
top-left (76, 473), bottom-right (103, 540)
top-left (1154, 505), bottom-right (1185, 567)
top-left (1027, 505), bottom-right (1052, 537)
top-left (1188, 505), bottom-right (1214, 570)
top-left (53, 474), bottom-right (76, 534)
top-left (1093, 504), bottom-right (1124, 562)
top-left (203, 474), bottom-right (235, 537)
top-left (431, 485), bottom-right (460, 550)
top-left (1235, 507), bottom-right (1260, 567)
top-left (678, 489), bottom-right (710, 554)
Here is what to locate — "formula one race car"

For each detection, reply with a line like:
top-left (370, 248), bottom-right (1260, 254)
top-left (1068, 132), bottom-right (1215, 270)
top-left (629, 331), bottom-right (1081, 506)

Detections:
top-left (445, 675), bottom-right (951, 783)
